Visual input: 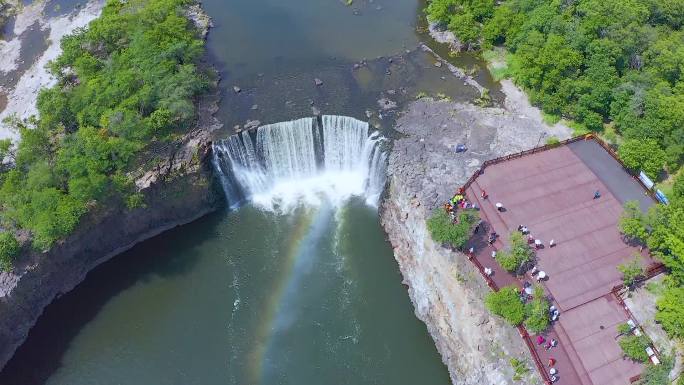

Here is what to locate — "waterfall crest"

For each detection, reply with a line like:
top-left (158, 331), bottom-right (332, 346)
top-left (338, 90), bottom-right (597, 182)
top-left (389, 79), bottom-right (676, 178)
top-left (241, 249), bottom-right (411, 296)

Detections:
top-left (212, 115), bottom-right (386, 211)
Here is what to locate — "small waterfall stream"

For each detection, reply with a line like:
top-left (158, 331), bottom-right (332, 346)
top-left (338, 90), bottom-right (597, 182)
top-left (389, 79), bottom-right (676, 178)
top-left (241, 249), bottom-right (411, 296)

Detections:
top-left (212, 115), bottom-right (387, 210)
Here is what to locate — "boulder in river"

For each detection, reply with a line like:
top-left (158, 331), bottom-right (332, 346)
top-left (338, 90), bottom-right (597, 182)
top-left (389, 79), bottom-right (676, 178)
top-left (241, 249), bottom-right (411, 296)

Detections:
top-left (378, 97), bottom-right (397, 111)
top-left (244, 119), bottom-right (260, 130)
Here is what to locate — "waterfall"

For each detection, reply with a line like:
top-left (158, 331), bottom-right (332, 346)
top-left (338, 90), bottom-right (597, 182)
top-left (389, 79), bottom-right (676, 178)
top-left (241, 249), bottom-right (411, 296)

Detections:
top-left (212, 115), bottom-right (386, 210)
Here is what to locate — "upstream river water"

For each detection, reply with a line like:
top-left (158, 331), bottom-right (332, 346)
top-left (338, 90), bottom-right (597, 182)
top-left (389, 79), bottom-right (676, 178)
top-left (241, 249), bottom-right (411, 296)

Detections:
top-left (0, 0), bottom-right (495, 384)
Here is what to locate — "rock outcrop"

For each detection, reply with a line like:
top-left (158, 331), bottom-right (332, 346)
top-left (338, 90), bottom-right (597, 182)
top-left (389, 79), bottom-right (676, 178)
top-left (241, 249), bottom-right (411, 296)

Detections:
top-left (380, 98), bottom-right (570, 384)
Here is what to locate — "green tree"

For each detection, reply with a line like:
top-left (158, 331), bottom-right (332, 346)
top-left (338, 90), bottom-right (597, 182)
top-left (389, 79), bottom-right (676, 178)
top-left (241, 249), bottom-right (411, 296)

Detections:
top-left (618, 334), bottom-right (650, 362)
top-left (0, 0), bottom-right (209, 250)
top-left (0, 232), bottom-right (19, 271)
top-left (448, 10), bottom-right (481, 49)
top-left (672, 172), bottom-right (684, 200)
top-left (619, 201), bottom-right (648, 243)
top-left (427, 208), bottom-right (479, 249)
top-left (0, 138), bottom-right (13, 163)
top-left (495, 231), bottom-right (534, 274)
top-left (618, 139), bottom-right (667, 179)
top-left (618, 255), bottom-right (645, 289)
top-left (425, 0), bottom-right (458, 25)
top-left (524, 285), bottom-right (549, 333)
top-left (485, 285), bottom-right (525, 325)
top-left (635, 354), bottom-right (674, 385)
top-left (655, 286), bottom-right (684, 339)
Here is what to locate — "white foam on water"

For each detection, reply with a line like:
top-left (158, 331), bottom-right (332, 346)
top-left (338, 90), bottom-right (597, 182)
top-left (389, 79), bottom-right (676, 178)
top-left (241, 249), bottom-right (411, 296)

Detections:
top-left (212, 115), bottom-right (386, 212)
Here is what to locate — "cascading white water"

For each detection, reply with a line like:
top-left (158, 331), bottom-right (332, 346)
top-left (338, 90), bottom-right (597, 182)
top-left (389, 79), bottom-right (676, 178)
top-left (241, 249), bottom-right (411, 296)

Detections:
top-left (212, 115), bottom-right (386, 211)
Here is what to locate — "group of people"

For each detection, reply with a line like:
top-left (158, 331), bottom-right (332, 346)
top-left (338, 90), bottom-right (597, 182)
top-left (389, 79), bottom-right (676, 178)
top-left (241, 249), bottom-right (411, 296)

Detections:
top-left (537, 336), bottom-right (561, 382)
top-left (518, 224), bottom-right (556, 250)
top-left (459, 187), bottom-right (608, 384)
top-left (443, 188), bottom-right (479, 223)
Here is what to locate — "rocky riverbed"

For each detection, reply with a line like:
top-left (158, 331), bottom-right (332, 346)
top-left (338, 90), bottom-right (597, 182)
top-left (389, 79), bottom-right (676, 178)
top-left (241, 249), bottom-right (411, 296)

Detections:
top-left (0, 0), bottom-right (106, 141)
top-left (380, 98), bottom-right (570, 384)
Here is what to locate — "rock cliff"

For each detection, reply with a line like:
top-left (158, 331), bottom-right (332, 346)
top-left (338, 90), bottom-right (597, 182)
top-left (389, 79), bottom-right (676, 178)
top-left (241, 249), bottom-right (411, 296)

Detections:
top-left (380, 98), bottom-right (570, 384)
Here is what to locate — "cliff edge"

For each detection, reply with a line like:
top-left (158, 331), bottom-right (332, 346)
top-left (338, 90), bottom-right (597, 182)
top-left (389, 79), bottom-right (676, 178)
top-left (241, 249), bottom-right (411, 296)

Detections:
top-left (380, 98), bottom-right (570, 384)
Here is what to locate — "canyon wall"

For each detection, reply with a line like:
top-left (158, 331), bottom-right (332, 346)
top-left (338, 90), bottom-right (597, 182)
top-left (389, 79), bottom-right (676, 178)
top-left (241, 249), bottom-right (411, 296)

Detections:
top-left (380, 98), bottom-right (570, 384)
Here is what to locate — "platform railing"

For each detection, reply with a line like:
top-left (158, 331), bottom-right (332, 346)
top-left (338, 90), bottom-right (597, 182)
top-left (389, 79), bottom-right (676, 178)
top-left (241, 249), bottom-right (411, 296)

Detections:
top-left (461, 135), bottom-right (659, 203)
top-left (610, 263), bottom-right (667, 365)
top-left (454, 134), bottom-right (665, 385)
top-left (462, 252), bottom-right (553, 384)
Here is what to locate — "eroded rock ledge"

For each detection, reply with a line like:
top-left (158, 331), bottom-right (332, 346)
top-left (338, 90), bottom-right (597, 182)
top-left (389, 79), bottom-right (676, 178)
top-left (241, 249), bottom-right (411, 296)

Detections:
top-left (380, 98), bottom-right (570, 384)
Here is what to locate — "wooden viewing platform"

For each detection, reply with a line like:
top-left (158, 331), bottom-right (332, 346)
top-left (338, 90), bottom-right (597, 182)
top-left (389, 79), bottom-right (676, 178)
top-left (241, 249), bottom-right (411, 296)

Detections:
top-left (459, 136), bottom-right (661, 385)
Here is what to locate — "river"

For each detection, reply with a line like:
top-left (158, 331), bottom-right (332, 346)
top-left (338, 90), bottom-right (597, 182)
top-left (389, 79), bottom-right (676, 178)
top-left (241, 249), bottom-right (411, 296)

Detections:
top-left (0, 0), bottom-right (493, 383)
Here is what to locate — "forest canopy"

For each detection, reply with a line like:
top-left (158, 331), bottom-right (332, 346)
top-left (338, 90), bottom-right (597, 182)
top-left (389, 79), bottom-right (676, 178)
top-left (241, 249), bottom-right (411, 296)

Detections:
top-left (426, 0), bottom-right (684, 178)
top-left (0, 0), bottom-right (208, 256)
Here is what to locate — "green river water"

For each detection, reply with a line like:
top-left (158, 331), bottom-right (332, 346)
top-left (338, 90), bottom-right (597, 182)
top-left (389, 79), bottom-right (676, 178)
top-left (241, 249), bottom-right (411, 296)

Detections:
top-left (0, 0), bottom-right (496, 383)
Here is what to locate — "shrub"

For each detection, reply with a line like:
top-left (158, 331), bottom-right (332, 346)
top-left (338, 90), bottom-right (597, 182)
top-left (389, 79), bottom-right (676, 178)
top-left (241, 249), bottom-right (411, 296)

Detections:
top-left (546, 136), bottom-right (560, 146)
top-left (427, 208), bottom-right (479, 249)
top-left (617, 323), bottom-right (632, 336)
top-left (495, 232), bottom-right (533, 274)
top-left (485, 285), bottom-right (525, 325)
top-left (635, 355), bottom-right (673, 385)
top-left (524, 285), bottom-right (550, 333)
top-left (618, 334), bottom-right (650, 362)
top-left (0, 232), bottom-right (19, 271)
top-left (618, 255), bottom-right (644, 289)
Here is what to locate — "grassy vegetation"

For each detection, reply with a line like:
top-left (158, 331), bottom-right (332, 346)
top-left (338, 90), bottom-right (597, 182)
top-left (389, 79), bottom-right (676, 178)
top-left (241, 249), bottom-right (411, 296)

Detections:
top-left (0, 232), bottom-right (19, 272)
top-left (0, 0), bottom-right (209, 256)
top-left (541, 111), bottom-right (561, 125)
top-left (481, 48), bottom-right (510, 81)
top-left (427, 208), bottom-right (479, 249)
top-left (509, 357), bottom-right (529, 381)
top-left (545, 136), bottom-right (560, 146)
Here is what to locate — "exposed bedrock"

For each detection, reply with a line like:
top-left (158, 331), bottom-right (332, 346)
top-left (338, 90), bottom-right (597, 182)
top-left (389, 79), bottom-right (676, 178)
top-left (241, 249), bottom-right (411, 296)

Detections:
top-left (380, 98), bottom-right (570, 384)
